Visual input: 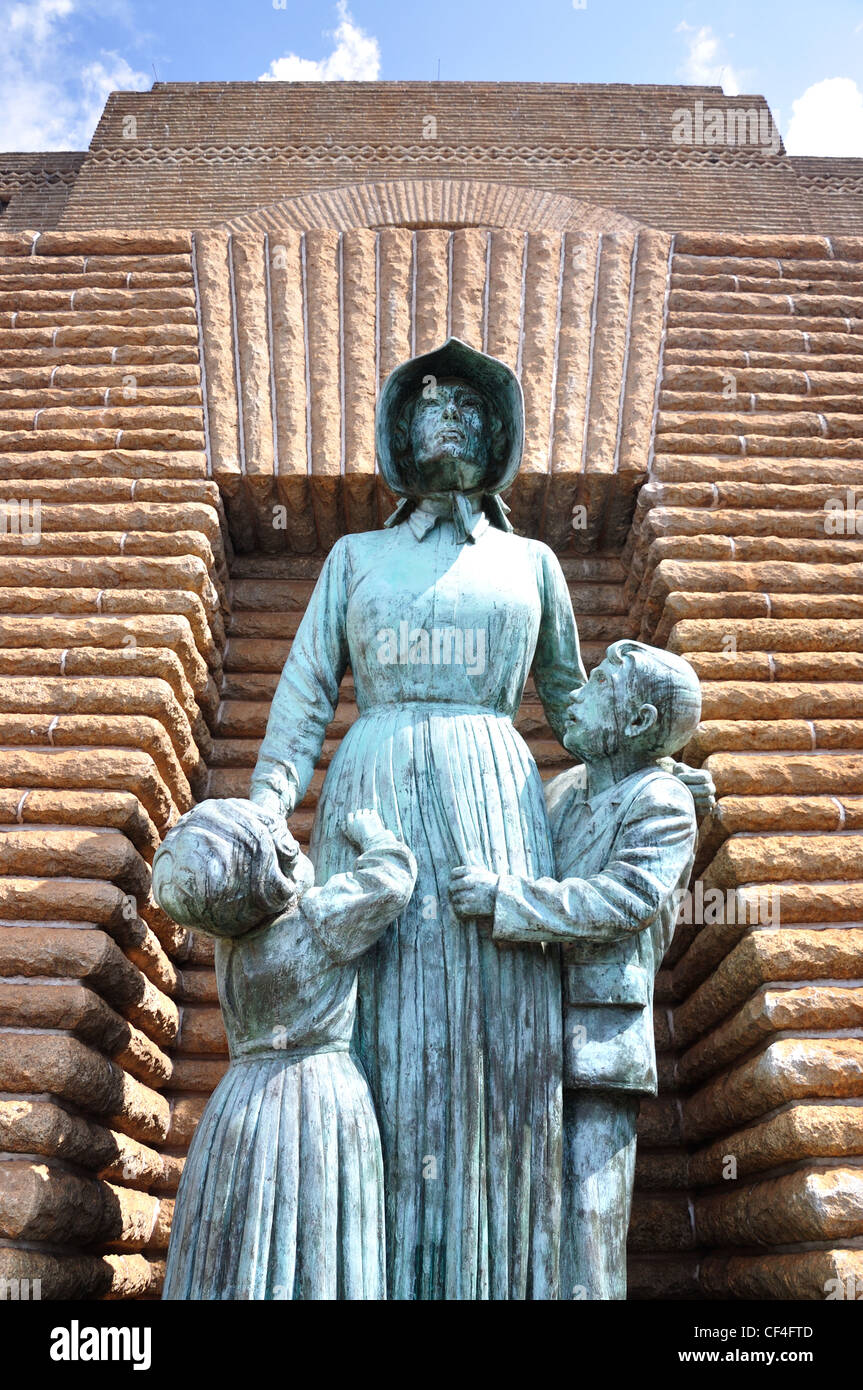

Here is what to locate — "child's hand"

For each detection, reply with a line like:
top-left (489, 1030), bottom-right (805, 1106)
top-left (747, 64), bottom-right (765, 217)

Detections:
top-left (449, 866), bottom-right (499, 920)
top-left (344, 808), bottom-right (387, 849)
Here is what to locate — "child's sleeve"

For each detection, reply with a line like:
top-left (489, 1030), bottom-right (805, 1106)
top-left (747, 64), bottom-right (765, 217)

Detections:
top-left (300, 831), bottom-right (417, 965)
top-left (493, 784), bottom-right (696, 946)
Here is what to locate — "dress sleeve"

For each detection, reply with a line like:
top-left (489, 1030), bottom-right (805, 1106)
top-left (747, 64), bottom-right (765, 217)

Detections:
top-left (531, 542), bottom-right (587, 747)
top-left (493, 783), bottom-right (696, 946)
top-left (300, 831), bottom-right (418, 965)
top-left (249, 537), bottom-right (351, 814)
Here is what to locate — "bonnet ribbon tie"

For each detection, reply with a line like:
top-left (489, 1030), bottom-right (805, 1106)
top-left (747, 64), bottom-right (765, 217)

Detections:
top-left (384, 493), bottom-right (514, 540)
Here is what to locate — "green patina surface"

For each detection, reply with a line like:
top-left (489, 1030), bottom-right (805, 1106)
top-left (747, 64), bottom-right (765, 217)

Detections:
top-left (153, 339), bottom-right (707, 1300)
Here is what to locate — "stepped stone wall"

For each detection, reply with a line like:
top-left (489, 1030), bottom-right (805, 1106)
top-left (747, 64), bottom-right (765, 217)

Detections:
top-left (0, 155), bottom-right (85, 233)
top-left (0, 227), bottom-right (227, 1299)
top-left (0, 196), bottom-right (861, 1298)
top-left (59, 82), bottom-right (799, 235)
top-left (629, 230), bottom-right (863, 1298)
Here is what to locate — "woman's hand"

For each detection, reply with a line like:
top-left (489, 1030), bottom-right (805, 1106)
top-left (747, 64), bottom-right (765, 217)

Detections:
top-left (449, 866), bottom-right (499, 920)
top-left (657, 758), bottom-right (716, 820)
top-left (251, 787), bottom-right (293, 825)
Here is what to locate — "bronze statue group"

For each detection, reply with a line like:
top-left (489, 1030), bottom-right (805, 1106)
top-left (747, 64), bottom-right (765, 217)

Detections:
top-left (152, 341), bottom-right (709, 1301)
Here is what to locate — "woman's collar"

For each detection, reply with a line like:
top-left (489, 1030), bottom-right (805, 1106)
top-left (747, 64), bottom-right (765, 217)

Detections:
top-left (407, 492), bottom-right (490, 543)
top-left (416, 491), bottom-right (484, 519)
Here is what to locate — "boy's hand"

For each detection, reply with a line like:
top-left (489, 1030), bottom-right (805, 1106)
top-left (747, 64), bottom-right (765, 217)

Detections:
top-left (658, 758), bottom-right (716, 820)
top-left (449, 866), bottom-right (499, 920)
top-left (344, 808), bottom-right (387, 850)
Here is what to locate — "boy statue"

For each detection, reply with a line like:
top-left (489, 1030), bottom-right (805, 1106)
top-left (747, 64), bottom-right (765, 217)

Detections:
top-left (449, 639), bottom-right (702, 1300)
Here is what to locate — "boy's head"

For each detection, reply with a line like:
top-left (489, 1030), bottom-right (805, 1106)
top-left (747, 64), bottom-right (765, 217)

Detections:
top-left (563, 641), bottom-right (701, 764)
top-left (152, 798), bottom-right (313, 938)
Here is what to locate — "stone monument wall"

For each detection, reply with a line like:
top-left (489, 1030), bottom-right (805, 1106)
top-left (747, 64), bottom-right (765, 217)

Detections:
top-left (0, 216), bottom-right (861, 1299)
top-left (0, 228), bottom-right (222, 1298)
top-left (630, 230), bottom-right (863, 1298)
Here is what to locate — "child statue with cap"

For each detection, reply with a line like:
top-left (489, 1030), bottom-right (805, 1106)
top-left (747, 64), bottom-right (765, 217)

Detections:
top-left (152, 798), bottom-right (416, 1300)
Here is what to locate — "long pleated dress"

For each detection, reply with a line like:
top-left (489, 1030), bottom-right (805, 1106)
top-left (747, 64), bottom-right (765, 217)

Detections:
top-left (162, 832), bottom-right (416, 1300)
top-left (251, 503), bottom-right (586, 1300)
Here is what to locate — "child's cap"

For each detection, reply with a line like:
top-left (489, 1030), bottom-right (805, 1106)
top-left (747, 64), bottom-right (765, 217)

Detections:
top-left (153, 797), bottom-right (300, 937)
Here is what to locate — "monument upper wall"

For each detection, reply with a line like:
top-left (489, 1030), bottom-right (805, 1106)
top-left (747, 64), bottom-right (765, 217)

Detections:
top-left (2, 81), bottom-right (862, 234)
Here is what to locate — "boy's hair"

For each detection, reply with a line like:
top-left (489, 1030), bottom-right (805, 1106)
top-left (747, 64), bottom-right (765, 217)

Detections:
top-left (607, 640), bottom-right (701, 758)
top-left (152, 798), bottom-right (300, 937)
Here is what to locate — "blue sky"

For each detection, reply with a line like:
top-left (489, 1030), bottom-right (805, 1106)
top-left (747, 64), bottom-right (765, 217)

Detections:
top-left (2, 0), bottom-right (863, 154)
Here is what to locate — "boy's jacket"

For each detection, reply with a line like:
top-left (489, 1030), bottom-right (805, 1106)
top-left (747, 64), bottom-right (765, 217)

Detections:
top-left (492, 764), bottom-right (697, 1096)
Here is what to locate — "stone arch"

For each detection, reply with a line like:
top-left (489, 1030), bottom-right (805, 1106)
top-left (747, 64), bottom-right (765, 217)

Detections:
top-left (218, 177), bottom-right (644, 237)
top-left (200, 180), bottom-right (669, 553)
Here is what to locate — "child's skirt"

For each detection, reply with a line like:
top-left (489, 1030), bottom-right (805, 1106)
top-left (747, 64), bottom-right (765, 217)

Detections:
top-left (162, 1046), bottom-right (385, 1299)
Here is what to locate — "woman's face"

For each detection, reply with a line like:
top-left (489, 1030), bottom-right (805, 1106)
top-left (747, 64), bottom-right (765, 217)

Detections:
top-left (407, 377), bottom-right (491, 493)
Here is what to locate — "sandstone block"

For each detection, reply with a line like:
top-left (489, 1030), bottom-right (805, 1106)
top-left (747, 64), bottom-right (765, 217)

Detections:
top-left (0, 1097), bottom-right (167, 1185)
top-left (696, 1166), bottom-right (863, 1247)
top-left (700, 1248), bottom-right (863, 1301)
top-left (690, 1103), bottom-right (863, 1185)
top-left (0, 982), bottom-right (170, 1086)
top-left (685, 1039), bottom-right (863, 1141)
top-left (678, 985), bottom-right (863, 1086)
top-left (0, 1035), bottom-right (169, 1141)
top-left (0, 1159), bottom-right (172, 1247)
top-left (0, 1245), bottom-right (165, 1300)
top-left (0, 924), bottom-right (178, 1046)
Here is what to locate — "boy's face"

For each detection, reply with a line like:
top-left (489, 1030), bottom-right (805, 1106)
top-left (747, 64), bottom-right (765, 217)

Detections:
top-left (563, 654), bottom-right (631, 759)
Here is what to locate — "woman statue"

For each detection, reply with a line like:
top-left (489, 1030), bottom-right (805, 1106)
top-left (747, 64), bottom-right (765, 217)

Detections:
top-left (250, 338), bottom-right (712, 1299)
top-left (250, 338), bottom-right (585, 1300)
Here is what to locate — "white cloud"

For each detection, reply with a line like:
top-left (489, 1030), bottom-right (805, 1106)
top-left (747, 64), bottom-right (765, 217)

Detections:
top-left (785, 77), bottom-right (863, 157)
top-left (675, 21), bottom-right (748, 98)
top-left (77, 52), bottom-right (149, 142)
top-left (0, 1), bottom-right (148, 150)
top-left (7, 0), bottom-right (76, 44)
top-left (260, 1), bottom-right (381, 82)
